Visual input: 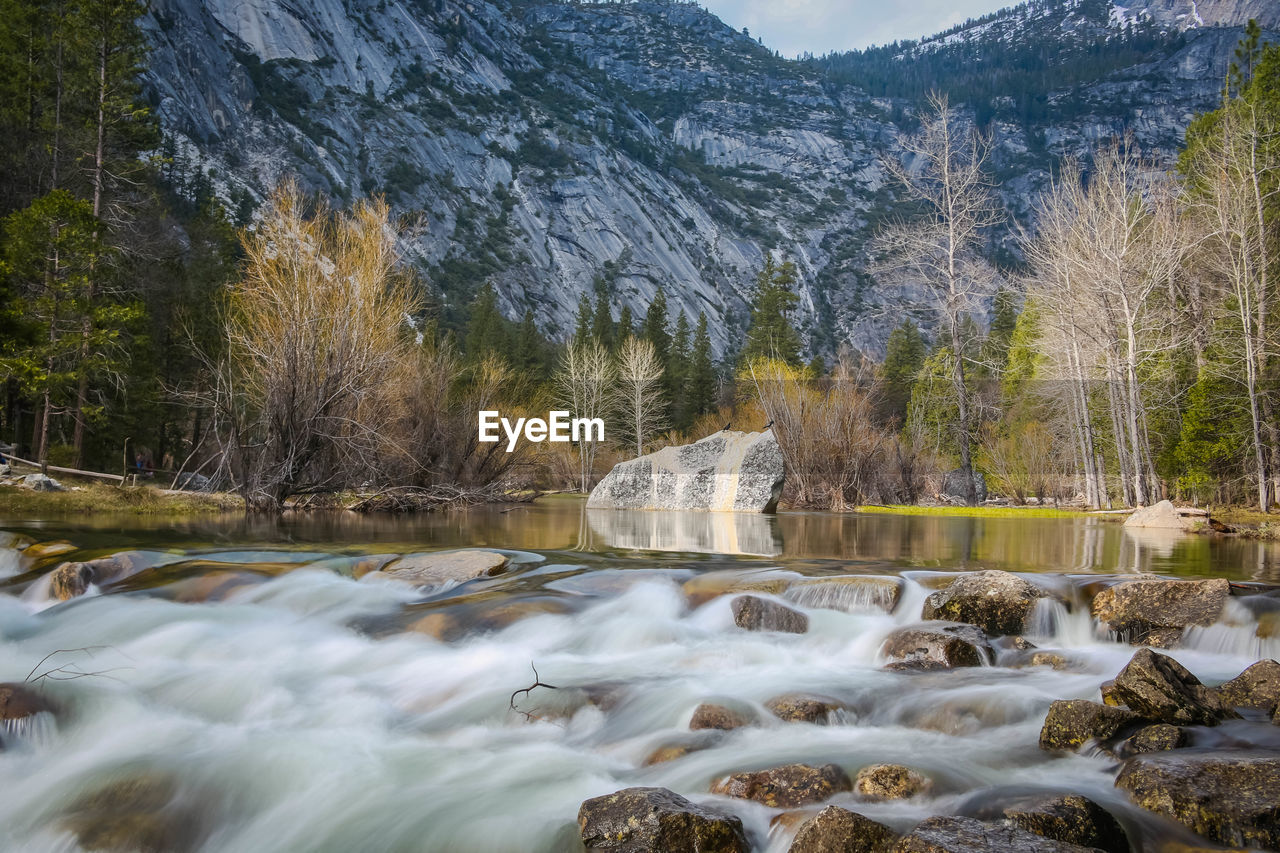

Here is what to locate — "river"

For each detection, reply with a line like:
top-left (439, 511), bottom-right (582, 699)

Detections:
top-left (1, 502), bottom-right (1277, 851)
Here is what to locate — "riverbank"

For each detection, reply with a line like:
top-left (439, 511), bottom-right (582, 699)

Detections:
top-left (0, 481), bottom-right (241, 516)
top-left (854, 504), bottom-right (1090, 519)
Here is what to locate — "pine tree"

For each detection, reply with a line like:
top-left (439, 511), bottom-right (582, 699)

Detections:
top-left (572, 295), bottom-right (593, 345)
top-left (642, 285), bottom-right (671, 364)
top-left (617, 304), bottom-right (633, 340)
top-left (591, 277), bottom-right (613, 348)
top-left (982, 286), bottom-right (1018, 374)
top-left (465, 282), bottom-right (505, 362)
top-left (686, 311), bottom-right (717, 423)
top-left (740, 255), bottom-right (802, 367)
top-left (667, 311), bottom-right (690, 426)
top-left (512, 308), bottom-right (543, 378)
top-left (881, 319), bottom-right (926, 423)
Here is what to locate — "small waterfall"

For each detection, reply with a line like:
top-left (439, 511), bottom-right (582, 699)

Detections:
top-left (785, 578), bottom-right (900, 614)
top-left (3, 711), bottom-right (57, 749)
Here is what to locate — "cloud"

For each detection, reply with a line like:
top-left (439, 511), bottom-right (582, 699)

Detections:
top-left (700, 0), bottom-right (1011, 57)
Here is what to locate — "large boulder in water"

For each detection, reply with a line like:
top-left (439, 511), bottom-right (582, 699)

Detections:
top-left (1102, 649), bottom-right (1238, 726)
top-left (711, 763), bottom-right (852, 808)
top-left (1091, 577), bottom-right (1228, 645)
top-left (578, 787), bottom-right (748, 852)
top-left (1123, 500), bottom-right (1204, 531)
top-left (881, 623), bottom-right (992, 669)
top-left (1115, 754), bottom-right (1280, 849)
top-left (0, 682), bottom-right (55, 725)
top-left (894, 816), bottom-right (1100, 853)
top-left (587, 430), bottom-right (783, 512)
top-left (921, 571), bottom-right (1047, 636)
top-left (788, 805), bottom-right (895, 853)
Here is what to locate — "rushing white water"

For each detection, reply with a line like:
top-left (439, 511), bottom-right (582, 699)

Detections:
top-left (0, 536), bottom-right (1275, 852)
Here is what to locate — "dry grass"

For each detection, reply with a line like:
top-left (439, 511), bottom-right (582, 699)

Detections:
top-left (0, 481), bottom-right (240, 516)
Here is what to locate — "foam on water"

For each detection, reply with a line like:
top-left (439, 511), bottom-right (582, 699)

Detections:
top-left (0, 539), bottom-right (1276, 852)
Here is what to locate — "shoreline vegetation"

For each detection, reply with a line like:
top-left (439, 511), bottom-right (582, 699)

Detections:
top-left (2, 10), bottom-right (1279, 516)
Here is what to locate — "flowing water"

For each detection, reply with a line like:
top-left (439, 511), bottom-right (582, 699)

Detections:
top-left (1, 502), bottom-right (1278, 852)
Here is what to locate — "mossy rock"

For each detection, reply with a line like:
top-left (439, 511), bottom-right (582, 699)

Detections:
top-left (921, 570), bottom-right (1047, 636)
top-left (711, 763), bottom-right (852, 808)
top-left (578, 786), bottom-right (748, 852)
top-left (788, 805), bottom-right (895, 853)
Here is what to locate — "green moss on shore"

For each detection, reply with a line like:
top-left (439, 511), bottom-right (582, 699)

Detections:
top-left (854, 504), bottom-right (1088, 519)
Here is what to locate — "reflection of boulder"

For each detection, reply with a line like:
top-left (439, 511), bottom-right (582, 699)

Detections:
top-left (587, 430), bottom-right (783, 512)
top-left (587, 508), bottom-right (782, 556)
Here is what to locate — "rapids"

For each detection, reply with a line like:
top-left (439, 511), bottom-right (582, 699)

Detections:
top-left (0, 506), bottom-right (1277, 852)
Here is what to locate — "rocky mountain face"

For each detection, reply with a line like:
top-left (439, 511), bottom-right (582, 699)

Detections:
top-left (141, 0), bottom-right (1275, 357)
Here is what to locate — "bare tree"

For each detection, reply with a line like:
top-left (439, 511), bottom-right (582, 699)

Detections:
top-left (616, 335), bottom-right (665, 457)
top-left (874, 92), bottom-right (1002, 505)
top-left (214, 179), bottom-right (420, 511)
top-left (555, 340), bottom-right (615, 493)
top-left (1182, 100), bottom-right (1279, 510)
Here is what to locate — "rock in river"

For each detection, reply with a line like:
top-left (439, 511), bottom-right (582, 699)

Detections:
top-left (894, 815), bottom-right (1101, 853)
top-left (1117, 723), bottom-right (1186, 756)
top-left (1216, 659), bottom-right (1280, 715)
top-left (711, 763), bottom-right (852, 808)
top-left (731, 595), bottom-right (808, 633)
top-left (1102, 649), bottom-right (1238, 726)
top-left (788, 805), bottom-right (895, 853)
top-left (1000, 794), bottom-right (1129, 853)
top-left (921, 570), bottom-right (1047, 636)
top-left (0, 682), bottom-right (55, 728)
top-left (882, 623), bottom-right (992, 669)
top-left (365, 550), bottom-right (509, 587)
top-left (587, 430), bottom-right (784, 512)
top-left (1091, 577), bottom-right (1228, 645)
top-left (1039, 700), bottom-right (1138, 751)
top-left (1115, 753), bottom-right (1280, 849)
top-left (853, 764), bottom-right (932, 800)
top-left (690, 702), bottom-right (756, 731)
top-left (766, 693), bottom-right (845, 724)
top-left (578, 787), bottom-right (748, 852)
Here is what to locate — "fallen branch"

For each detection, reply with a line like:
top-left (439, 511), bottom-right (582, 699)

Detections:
top-left (509, 663), bottom-right (558, 722)
top-left (24, 646), bottom-right (133, 685)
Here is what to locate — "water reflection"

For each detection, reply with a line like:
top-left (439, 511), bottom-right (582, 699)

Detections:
top-left (3, 500), bottom-right (1280, 580)
top-left (585, 508), bottom-right (782, 556)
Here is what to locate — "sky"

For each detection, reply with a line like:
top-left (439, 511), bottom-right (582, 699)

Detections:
top-left (699, 0), bottom-right (1014, 57)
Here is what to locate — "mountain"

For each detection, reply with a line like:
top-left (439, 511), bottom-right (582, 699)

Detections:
top-left (140, 0), bottom-right (1277, 357)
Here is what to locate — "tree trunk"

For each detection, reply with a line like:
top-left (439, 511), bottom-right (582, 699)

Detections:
top-left (948, 313), bottom-right (976, 506)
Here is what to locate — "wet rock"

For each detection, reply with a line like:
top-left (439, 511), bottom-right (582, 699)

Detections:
top-left (49, 561), bottom-right (96, 600)
top-left (711, 763), bottom-right (852, 808)
top-left (62, 773), bottom-right (204, 853)
top-left (1115, 753), bottom-right (1280, 849)
top-left (1039, 700), bottom-right (1138, 751)
top-left (406, 611), bottom-right (458, 641)
top-left (1103, 649), bottom-right (1238, 726)
top-left (1216, 659), bottom-right (1280, 715)
top-left (731, 595), bottom-right (808, 633)
top-left (587, 430), bottom-right (784, 513)
top-left (881, 623), bottom-right (992, 669)
top-left (1028, 652), bottom-right (1071, 670)
top-left (48, 552), bottom-right (152, 600)
top-left (690, 702), bottom-right (756, 731)
top-left (1123, 500), bottom-right (1205, 531)
top-left (921, 570), bottom-right (1047, 636)
top-left (1117, 723), bottom-right (1186, 756)
top-left (0, 682), bottom-right (55, 722)
top-left (682, 570), bottom-right (795, 607)
top-left (766, 693), bottom-right (845, 724)
top-left (21, 540), bottom-right (77, 560)
top-left (894, 815), bottom-right (1101, 853)
top-left (369, 549), bottom-right (509, 587)
top-left (644, 732), bottom-right (724, 766)
top-left (579, 787), bottom-right (750, 853)
top-left (788, 805), bottom-right (896, 853)
top-left (1091, 578), bottom-right (1228, 645)
top-left (854, 764), bottom-right (931, 800)
top-left (1001, 794), bottom-right (1129, 853)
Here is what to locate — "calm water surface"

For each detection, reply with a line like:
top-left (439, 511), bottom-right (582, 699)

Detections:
top-left (0, 502), bottom-right (1276, 852)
